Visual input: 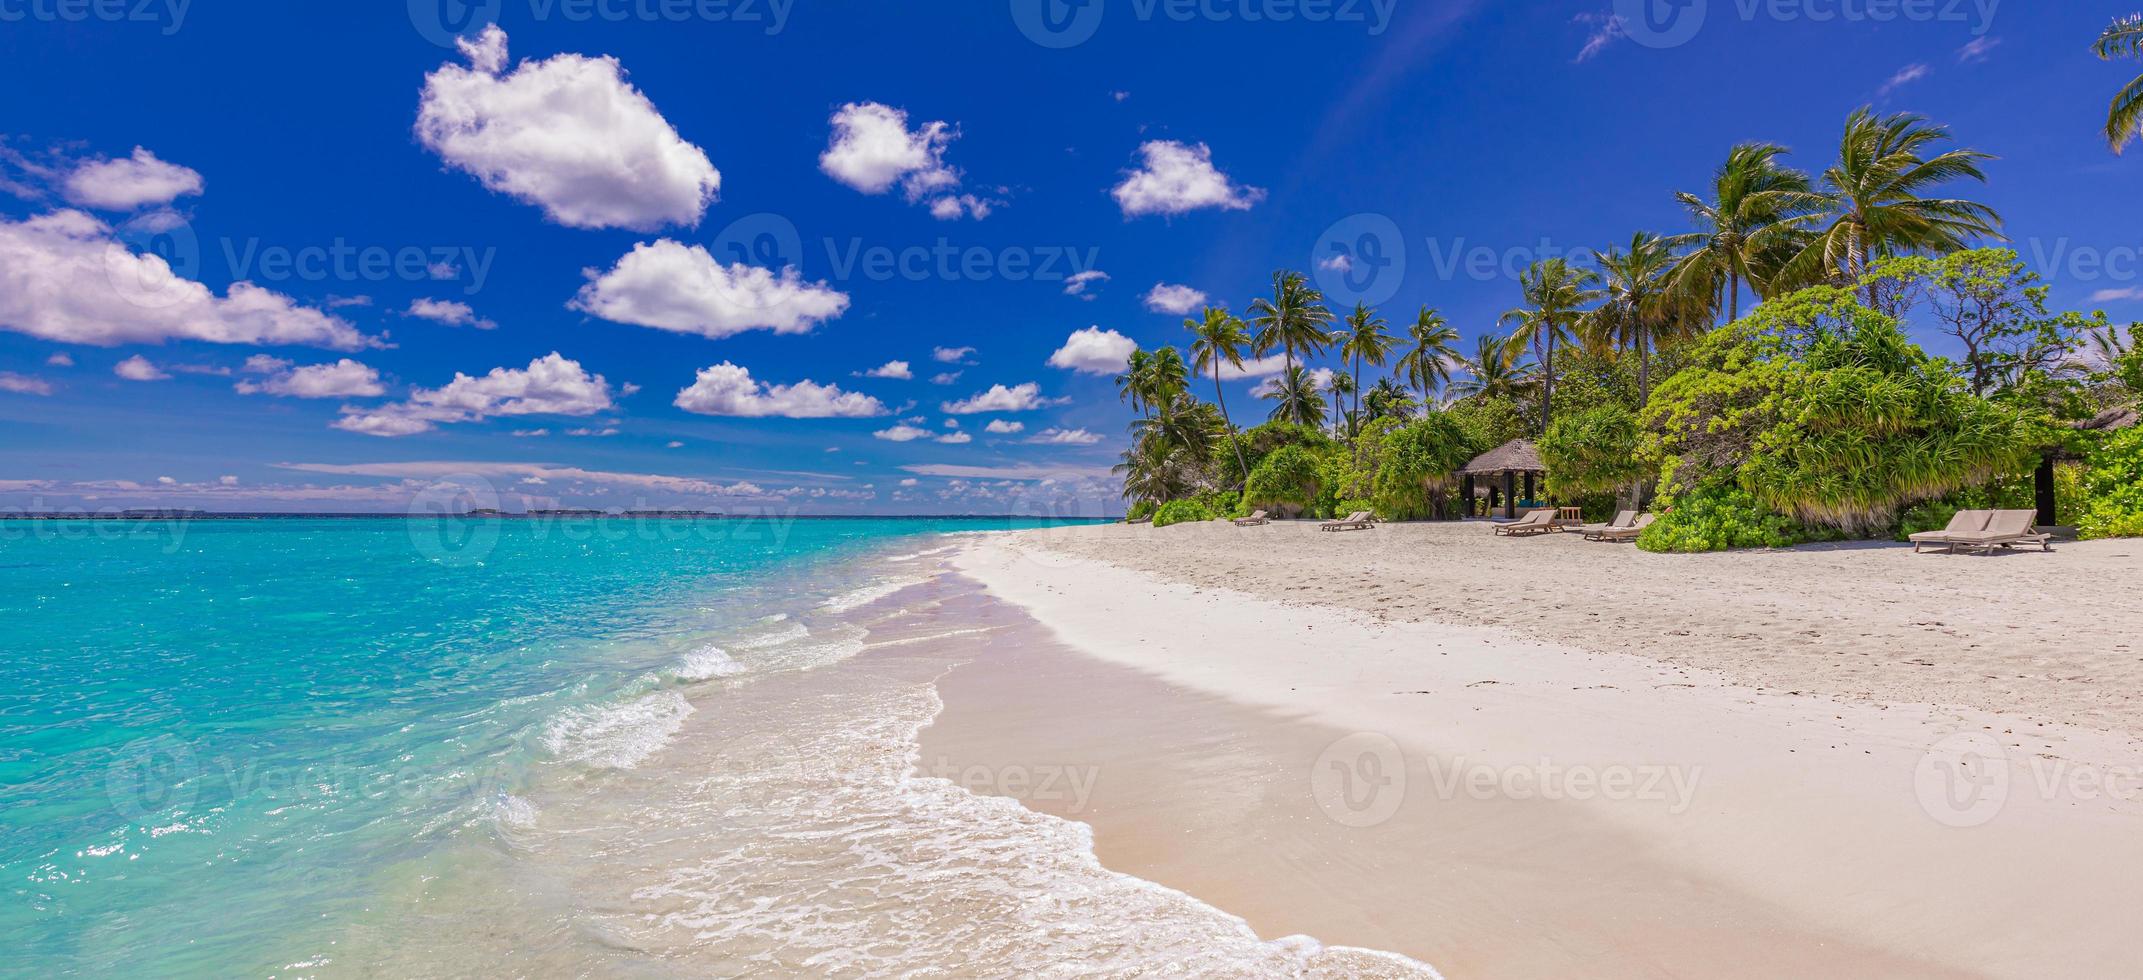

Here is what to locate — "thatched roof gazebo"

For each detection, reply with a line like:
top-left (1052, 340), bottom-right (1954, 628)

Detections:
top-left (1460, 438), bottom-right (1548, 519)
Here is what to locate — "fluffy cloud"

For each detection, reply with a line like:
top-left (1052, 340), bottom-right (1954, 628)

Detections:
top-left (1143, 283), bottom-right (1208, 315)
top-left (1029, 427), bottom-right (1103, 445)
top-left (570, 238), bottom-right (849, 339)
top-left (933, 346), bottom-right (975, 363)
top-left (673, 361), bottom-right (888, 418)
top-left (1047, 326), bottom-right (1137, 375)
top-left (278, 460), bottom-right (772, 499)
top-left (63, 147), bottom-right (203, 210)
top-left (873, 423), bottom-right (931, 442)
top-left (0, 210), bottom-right (372, 349)
top-left (0, 371), bottom-right (54, 395)
top-left (937, 431), bottom-right (972, 444)
top-left (113, 355), bottom-right (168, 381)
top-left (47, 352), bottom-right (74, 366)
top-left (1063, 269), bottom-right (1109, 299)
top-left (406, 297), bottom-right (497, 330)
top-left (1111, 140), bottom-right (1264, 218)
top-left (985, 419), bottom-right (1024, 434)
top-left (235, 358), bottom-right (386, 398)
top-left (861, 360), bottom-right (913, 379)
top-left (415, 26), bottom-right (720, 231)
top-left (1219, 354), bottom-right (1289, 380)
top-left (333, 352), bottom-right (616, 436)
top-left (942, 382), bottom-right (1059, 414)
top-left (819, 101), bottom-right (991, 219)
top-left (1878, 63), bottom-right (1930, 98)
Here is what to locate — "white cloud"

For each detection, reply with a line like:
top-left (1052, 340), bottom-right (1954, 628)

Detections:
top-left (512, 428), bottom-right (550, 437)
top-left (571, 238), bottom-right (849, 339)
top-left (406, 297), bottom-right (497, 330)
top-left (1571, 11), bottom-right (1625, 63)
top-left (1253, 366), bottom-right (1334, 397)
top-left (899, 477), bottom-right (919, 487)
top-left (1218, 353), bottom-right (1289, 380)
top-left (937, 431), bottom-right (972, 444)
top-left (1878, 63), bottom-right (1930, 98)
top-left (0, 371), bottom-right (54, 395)
top-left (942, 382), bottom-right (1059, 414)
top-left (665, 440), bottom-right (684, 448)
top-left (933, 345), bottom-right (975, 363)
top-left (673, 361), bottom-right (889, 418)
top-left (279, 460), bottom-right (772, 498)
top-left (1028, 427), bottom-right (1103, 445)
top-left (861, 360), bottom-right (913, 379)
top-left (0, 210), bottom-right (372, 349)
top-left (219, 475), bottom-right (238, 486)
top-left (819, 101), bottom-right (991, 219)
top-left (46, 352), bottom-right (73, 366)
top-left (1047, 326), bottom-right (1137, 375)
top-left (1142, 283), bottom-right (1207, 315)
top-left (2089, 287), bottom-right (2143, 303)
top-left (873, 423), bottom-right (931, 442)
top-left (1957, 36), bottom-right (2000, 63)
top-left (942, 418), bottom-right (960, 428)
top-left (415, 25), bottom-right (720, 231)
top-left (1318, 253), bottom-right (1352, 273)
top-left (235, 358), bottom-right (386, 398)
top-left (930, 371), bottom-right (962, 385)
top-left (62, 147), bottom-right (203, 210)
top-left (113, 354), bottom-right (168, 381)
top-left (566, 426), bottom-right (619, 437)
top-left (333, 352), bottom-right (616, 436)
top-left (1111, 140), bottom-right (1264, 218)
top-left (985, 419), bottom-right (1024, 434)
top-left (1063, 269), bottom-right (1109, 298)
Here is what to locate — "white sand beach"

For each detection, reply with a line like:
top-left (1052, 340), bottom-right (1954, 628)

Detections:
top-left (931, 522), bottom-right (2143, 977)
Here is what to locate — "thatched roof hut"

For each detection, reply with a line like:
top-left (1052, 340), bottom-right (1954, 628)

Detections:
top-left (1461, 438), bottom-right (1545, 477)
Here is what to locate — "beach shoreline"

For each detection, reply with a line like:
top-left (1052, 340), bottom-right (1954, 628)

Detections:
top-left (940, 523), bottom-right (2143, 977)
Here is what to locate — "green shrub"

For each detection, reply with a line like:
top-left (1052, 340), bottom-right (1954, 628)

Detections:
top-left (2078, 426), bottom-right (2143, 539)
top-left (1539, 404), bottom-right (1648, 499)
top-left (1637, 464), bottom-right (1821, 553)
top-left (1125, 500), bottom-right (1157, 522)
top-left (1151, 499), bottom-right (1218, 528)
top-left (1242, 445), bottom-right (1324, 518)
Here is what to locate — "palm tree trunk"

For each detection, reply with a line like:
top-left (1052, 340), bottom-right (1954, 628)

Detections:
top-left (1215, 364), bottom-right (1250, 485)
top-left (1637, 331), bottom-right (1651, 407)
top-left (1728, 269), bottom-right (1741, 324)
top-left (1542, 332), bottom-right (1556, 431)
top-left (1350, 354), bottom-right (1362, 442)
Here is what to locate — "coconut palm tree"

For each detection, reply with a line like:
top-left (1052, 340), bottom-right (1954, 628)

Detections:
top-left (1247, 271), bottom-right (1335, 376)
top-left (2098, 14), bottom-right (2143, 153)
top-left (1362, 377), bottom-right (1418, 422)
top-left (1783, 108), bottom-right (2003, 296)
top-left (1326, 370), bottom-right (1356, 439)
top-left (1664, 143), bottom-right (1822, 325)
top-left (1114, 347), bottom-right (1154, 416)
top-left (1449, 333), bottom-right (1536, 402)
top-left (1585, 232), bottom-right (1690, 405)
top-left (1501, 258), bottom-right (1602, 431)
top-left (1336, 303), bottom-right (1394, 439)
top-left (1393, 307), bottom-right (1461, 407)
top-left (1260, 365), bottom-right (1328, 428)
top-left (1184, 306), bottom-right (1254, 482)
top-left (1145, 345), bottom-right (1190, 408)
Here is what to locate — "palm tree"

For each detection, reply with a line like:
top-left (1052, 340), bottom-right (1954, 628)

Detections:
top-left (1185, 306), bottom-right (1254, 482)
top-left (1586, 232), bottom-right (1690, 406)
top-left (1336, 303), bottom-right (1394, 439)
top-left (1326, 370), bottom-right (1356, 439)
top-left (1393, 306), bottom-right (1461, 407)
top-left (2097, 14), bottom-right (2143, 153)
top-left (1449, 333), bottom-right (1536, 402)
top-left (1501, 258), bottom-right (1602, 430)
top-left (1247, 271), bottom-right (1335, 376)
top-left (1784, 108), bottom-right (2003, 297)
top-left (1114, 347), bottom-right (1154, 416)
top-left (1145, 345), bottom-right (1190, 409)
top-left (1260, 365), bottom-right (1328, 429)
top-left (1664, 143), bottom-right (1822, 325)
top-left (1362, 377), bottom-right (1419, 422)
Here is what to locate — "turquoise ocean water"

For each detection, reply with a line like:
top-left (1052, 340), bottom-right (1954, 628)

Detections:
top-left (0, 516), bottom-right (1081, 976)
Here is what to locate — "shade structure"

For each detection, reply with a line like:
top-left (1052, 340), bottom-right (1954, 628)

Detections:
top-left (1460, 438), bottom-right (1547, 519)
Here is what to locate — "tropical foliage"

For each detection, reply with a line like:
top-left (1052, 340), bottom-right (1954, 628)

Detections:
top-left (1538, 404), bottom-right (1647, 499)
top-left (2077, 426), bottom-right (2143, 539)
top-left (2098, 14), bottom-right (2143, 153)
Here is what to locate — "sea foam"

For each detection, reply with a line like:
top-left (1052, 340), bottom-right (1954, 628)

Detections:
top-left (541, 691), bottom-right (694, 769)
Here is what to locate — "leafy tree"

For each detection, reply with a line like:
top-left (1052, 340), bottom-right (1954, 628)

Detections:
top-left (1588, 231), bottom-right (1697, 405)
top-left (1248, 270), bottom-right (1335, 376)
top-left (1337, 303), bottom-right (1395, 439)
top-left (2097, 14), bottom-right (2143, 153)
top-left (1152, 499), bottom-right (1220, 528)
top-left (1184, 307), bottom-right (1255, 482)
top-left (1783, 109), bottom-right (2002, 298)
top-left (1368, 413), bottom-right (1478, 519)
top-left (1539, 404), bottom-right (1648, 500)
top-left (1242, 444), bottom-right (1325, 517)
top-left (1114, 347), bottom-right (1154, 416)
top-left (1665, 143), bottom-right (1821, 324)
top-left (1863, 249), bottom-right (2098, 399)
top-left (1362, 376), bottom-right (1419, 422)
top-left (2078, 425), bottom-right (2143, 538)
top-left (1449, 333), bottom-right (1536, 404)
top-left (1260, 365), bottom-right (1328, 428)
top-left (1501, 257), bottom-right (1602, 431)
top-left (1445, 395), bottom-right (1530, 451)
top-left (1393, 307), bottom-right (1460, 407)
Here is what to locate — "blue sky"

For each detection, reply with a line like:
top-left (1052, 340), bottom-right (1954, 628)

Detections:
top-left (0, 1), bottom-right (2136, 515)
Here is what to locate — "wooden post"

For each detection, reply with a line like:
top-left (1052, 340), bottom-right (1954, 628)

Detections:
top-left (1522, 472), bottom-right (1535, 508)
top-left (2036, 454), bottom-right (2058, 527)
top-left (1503, 471), bottom-right (1517, 519)
top-left (1461, 474), bottom-right (1475, 518)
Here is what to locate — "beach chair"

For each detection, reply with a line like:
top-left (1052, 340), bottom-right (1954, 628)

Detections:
top-left (1492, 508), bottom-right (1559, 537)
top-left (1232, 509), bottom-right (1270, 527)
top-left (1909, 509), bottom-right (1991, 553)
top-left (1578, 510), bottom-right (1637, 538)
top-left (1945, 509), bottom-right (2052, 555)
top-left (1320, 511), bottom-right (1375, 532)
top-left (1588, 513), bottom-right (1654, 543)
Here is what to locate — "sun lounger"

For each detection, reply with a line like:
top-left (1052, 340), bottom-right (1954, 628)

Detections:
top-left (1908, 509), bottom-right (1989, 553)
top-left (1320, 511), bottom-right (1374, 532)
top-left (1578, 510), bottom-right (1637, 537)
top-left (1232, 509), bottom-right (1270, 527)
top-left (1492, 508), bottom-right (1559, 537)
top-left (1588, 513), bottom-right (1655, 543)
top-left (1944, 509), bottom-right (2051, 555)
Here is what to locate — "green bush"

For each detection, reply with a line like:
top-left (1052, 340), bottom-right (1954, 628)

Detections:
top-left (1539, 404), bottom-right (1647, 499)
top-left (2078, 426), bottom-right (2143, 539)
top-left (1637, 464), bottom-right (1820, 553)
top-left (1242, 444), bottom-right (1324, 517)
top-left (1370, 413), bottom-right (1476, 520)
top-left (1125, 500), bottom-right (1158, 522)
top-left (1152, 499), bottom-right (1218, 528)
